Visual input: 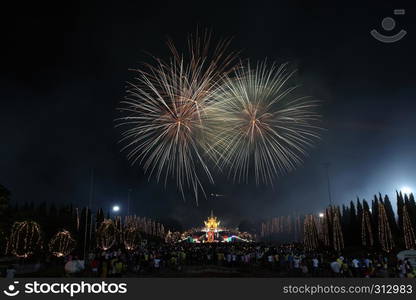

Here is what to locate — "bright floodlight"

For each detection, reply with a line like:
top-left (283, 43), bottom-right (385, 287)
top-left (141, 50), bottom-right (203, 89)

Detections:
top-left (319, 212), bottom-right (324, 218)
top-left (401, 186), bottom-right (412, 195)
top-left (112, 205), bottom-right (120, 212)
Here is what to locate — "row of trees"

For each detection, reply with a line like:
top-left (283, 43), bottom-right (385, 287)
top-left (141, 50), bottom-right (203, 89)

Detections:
top-left (0, 184), bottom-right (171, 258)
top-left (340, 192), bottom-right (416, 249)
top-left (261, 191), bottom-right (416, 252)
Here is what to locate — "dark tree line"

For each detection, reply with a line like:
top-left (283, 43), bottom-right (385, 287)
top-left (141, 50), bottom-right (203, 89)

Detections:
top-left (0, 184), bottom-right (174, 257)
top-left (260, 191), bottom-right (416, 253)
top-left (0, 198), bottom-right (94, 256)
top-left (340, 192), bottom-right (416, 249)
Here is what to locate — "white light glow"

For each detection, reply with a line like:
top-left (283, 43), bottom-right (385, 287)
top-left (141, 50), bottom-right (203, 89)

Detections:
top-left (401, 186), bottom-right (412, 195)
top-left (112, 205), bottom-right (120, 212)
top-left (319, 213), bottom-right (324, 218)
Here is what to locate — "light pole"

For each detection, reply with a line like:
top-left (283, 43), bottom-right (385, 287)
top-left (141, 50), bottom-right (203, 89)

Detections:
top-left (127, 189), bottom-right (132, 216)
top-left (83, 168), bottom-right (94, 260)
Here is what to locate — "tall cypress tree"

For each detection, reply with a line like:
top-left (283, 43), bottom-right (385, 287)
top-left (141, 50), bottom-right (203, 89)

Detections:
top-left (408, 193), bottom-right (416, 232)
top-left (363, 199), bottom-right (370, 214)
top-left (397, 191), bottom-right (404, 235)
top-left (361, 199), bottom-right (372, 246)
top-left (404, 193), bottom-right (409, 202)
top-left (372, 196), bottom-right (379, 245)
top-left (341, 205), bottom-right (349, 227)
top-left (341, 204), bottom-right (349, 245)
top-left (383, 195), bottom-right (398, 236)
top-left (349, 201), bottom-right (359, 245)
top-left (356, 197), bottom-right (363, 221)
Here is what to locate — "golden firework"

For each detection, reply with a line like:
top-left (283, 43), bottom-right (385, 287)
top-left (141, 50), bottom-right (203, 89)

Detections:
top-left (207, 61), bottom-right (321, 185)
top-left (117, 30), bottom-right (237, 202)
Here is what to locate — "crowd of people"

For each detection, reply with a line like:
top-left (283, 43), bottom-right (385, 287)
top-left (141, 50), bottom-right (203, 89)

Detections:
top-left (60, 242), bottom-right (416, 278)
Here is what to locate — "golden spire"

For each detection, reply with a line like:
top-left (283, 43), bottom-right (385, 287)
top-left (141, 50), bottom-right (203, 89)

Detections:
top-left (204, 210), bottom-right (220, 230)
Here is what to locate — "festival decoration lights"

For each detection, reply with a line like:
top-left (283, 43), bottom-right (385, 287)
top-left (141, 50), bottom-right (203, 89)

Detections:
top-left (97, 219), bottom-right (118, 251)
top-left (378, 202), bottom-right (395, 252)
top-left (49, 230), bottom-right (76, 257)
top-left (8, 221), bottom-right (42, 258)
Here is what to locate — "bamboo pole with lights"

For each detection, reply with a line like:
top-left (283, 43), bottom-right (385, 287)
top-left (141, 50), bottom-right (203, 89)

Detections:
top-left (403, 204), bottom-right (416, 249)
top-left (378, 202), bottom-right (395, 252)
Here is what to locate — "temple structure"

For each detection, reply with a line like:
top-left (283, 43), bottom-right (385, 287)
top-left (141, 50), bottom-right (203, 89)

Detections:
top-left (203, 210), bottom-right (221, 242)
top-left (178, 211), bottom-right (253, 243)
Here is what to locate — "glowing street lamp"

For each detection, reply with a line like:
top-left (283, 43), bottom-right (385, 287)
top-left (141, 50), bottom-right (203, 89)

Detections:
top-left (319, 212), bottom-right (324, 218)
top-left (401, 186), bottom-right (412, 195)
top-left (112, 205), bottom-right (120, 213)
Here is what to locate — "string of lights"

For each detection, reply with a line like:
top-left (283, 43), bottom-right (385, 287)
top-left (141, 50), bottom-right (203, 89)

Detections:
top-left (361, 208), bottom-right (374, 247)
top-left (48, 230), bottom-right (76, 257)
top-left (378, 202), bottom-right (395, 252)
top-left (123, 216), bottom-right (141, 251)
top-left (9, 221), bottom-right (42, 258)
top-left (331, 206), bottom-right (344, 252)
top-left (96, 219), bottom-right (118, 251)
top-left (402, 204), bottom-right (416, 250)
top-left (303, 215), bottom-right (319, 251)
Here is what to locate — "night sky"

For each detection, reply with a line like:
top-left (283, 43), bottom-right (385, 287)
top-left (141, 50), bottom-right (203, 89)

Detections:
top-left (1, 1), bottom-right (415, 227)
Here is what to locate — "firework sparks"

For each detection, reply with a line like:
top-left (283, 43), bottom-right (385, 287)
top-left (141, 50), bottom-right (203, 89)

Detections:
top-left (117, 31), bottom-right (237, 202)
top-left (207, 61), bottom-right (322, 185)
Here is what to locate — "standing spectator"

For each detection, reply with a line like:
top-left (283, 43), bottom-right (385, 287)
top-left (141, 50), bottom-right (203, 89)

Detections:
top-left (351, 257), bottom-right (360, 277)
top-left (301, 262), bottom-right (309, 277)
top-left (6, 265), bottom-right (16, 279)
top-left (293, 255), bottom-right (301, 275)
top-left (330, 259), bottom-right (341, 277)
top-left (154, 256), bottom-right (161, 272)
top-left (312, 257), bottom-right (319, 276)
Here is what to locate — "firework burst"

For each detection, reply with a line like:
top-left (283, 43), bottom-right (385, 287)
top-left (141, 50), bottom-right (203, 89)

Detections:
top-left (117, 31), bottom-right (237, 202)
top-left (207, 61), bottom-right (322, 185)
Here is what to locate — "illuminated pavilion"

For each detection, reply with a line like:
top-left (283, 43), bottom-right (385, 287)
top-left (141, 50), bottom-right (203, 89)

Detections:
top-left (203, 210), bottom-right (221, 242)
top-left (179, 210), bottom-right (253, 243)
